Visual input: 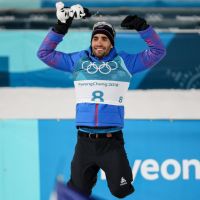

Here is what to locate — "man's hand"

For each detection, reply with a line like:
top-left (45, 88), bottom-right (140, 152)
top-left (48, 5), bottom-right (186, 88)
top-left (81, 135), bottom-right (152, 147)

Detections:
top-left (54, 2), bottom-right (91, 35)
top-left (121, 15), bottom-right (149, 31)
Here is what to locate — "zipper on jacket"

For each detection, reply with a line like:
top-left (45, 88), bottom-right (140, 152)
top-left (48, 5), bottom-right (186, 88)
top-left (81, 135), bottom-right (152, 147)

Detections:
top-left (95, 104), bottom-right (99, 127)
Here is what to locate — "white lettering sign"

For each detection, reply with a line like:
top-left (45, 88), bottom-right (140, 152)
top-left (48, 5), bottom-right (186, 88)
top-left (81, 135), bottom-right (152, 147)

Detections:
top-left (100, 159), bottom-right (200, 181)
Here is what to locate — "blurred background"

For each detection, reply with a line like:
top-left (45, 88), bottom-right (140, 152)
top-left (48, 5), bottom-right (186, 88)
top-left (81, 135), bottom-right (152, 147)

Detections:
top-left (0, 1), bottom-right (200, 200)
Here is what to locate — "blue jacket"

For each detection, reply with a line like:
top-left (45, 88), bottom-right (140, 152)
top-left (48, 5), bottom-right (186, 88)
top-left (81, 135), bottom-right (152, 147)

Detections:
top-left (37, 26), bottom-right (166, 128)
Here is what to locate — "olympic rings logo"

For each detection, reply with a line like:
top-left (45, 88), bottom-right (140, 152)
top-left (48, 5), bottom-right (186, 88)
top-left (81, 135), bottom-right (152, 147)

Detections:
top-left (82, 61), bottom-right (118, 74)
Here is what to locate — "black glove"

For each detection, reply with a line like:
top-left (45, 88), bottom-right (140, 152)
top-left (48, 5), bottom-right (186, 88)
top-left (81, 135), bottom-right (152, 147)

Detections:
top-left (121, 15), bottom-right (149, 31)
top-left (53, 18), bottom-right (73, 35)
top-left (53, 2), bottom-right (91, 35)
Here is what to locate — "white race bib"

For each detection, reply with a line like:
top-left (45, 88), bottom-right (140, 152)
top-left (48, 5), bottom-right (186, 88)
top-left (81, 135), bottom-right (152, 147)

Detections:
top-left (74, 80), bottom-right (129, 105)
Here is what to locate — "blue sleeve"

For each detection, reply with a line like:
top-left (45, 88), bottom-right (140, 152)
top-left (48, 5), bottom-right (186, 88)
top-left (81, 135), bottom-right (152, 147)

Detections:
top-left (119, 26), bottom-right (166, 75)
top-left (37, 29), bottom-right (84, 73)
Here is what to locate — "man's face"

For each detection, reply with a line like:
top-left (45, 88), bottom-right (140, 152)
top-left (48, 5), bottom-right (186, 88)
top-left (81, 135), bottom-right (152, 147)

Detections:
top-left (91, 34), bottom-right (113, 59)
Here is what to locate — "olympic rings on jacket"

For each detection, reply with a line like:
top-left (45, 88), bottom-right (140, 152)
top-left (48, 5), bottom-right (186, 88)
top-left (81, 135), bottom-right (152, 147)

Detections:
top-left (81, 61), bottom-right (118, 74)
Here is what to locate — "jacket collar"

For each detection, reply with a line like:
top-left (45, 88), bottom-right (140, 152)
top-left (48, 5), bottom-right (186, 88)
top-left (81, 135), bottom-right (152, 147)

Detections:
top-left (87, 46), bottom-right (117, 62)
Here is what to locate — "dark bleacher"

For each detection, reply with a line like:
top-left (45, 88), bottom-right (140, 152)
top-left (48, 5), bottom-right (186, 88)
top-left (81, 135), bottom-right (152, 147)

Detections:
top-left (0, 7), bottom-right (200, 30)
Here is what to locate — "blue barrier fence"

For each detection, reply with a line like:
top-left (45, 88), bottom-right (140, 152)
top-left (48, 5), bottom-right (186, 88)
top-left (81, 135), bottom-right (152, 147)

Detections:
top-left (0, 119), bottom-right (200, 200)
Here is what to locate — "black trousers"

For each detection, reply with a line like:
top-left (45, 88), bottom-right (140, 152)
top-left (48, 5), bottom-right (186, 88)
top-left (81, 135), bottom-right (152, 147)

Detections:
top-left (68, 130), bottom-right (134, 199)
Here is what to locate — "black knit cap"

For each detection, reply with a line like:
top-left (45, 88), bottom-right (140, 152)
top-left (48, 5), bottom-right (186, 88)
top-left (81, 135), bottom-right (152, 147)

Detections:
top-left (91, 22), bottom-right (115, 46)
